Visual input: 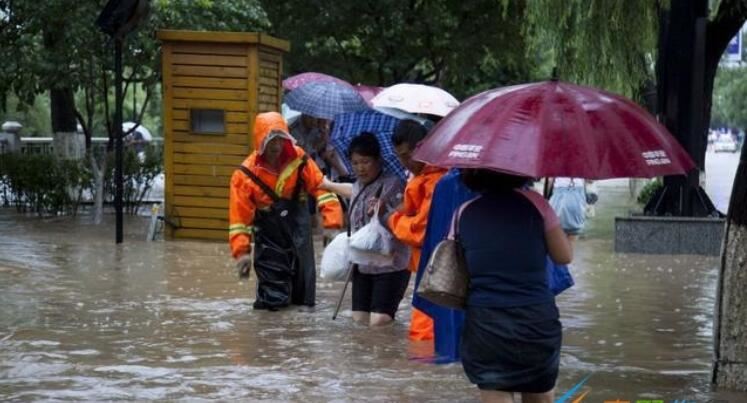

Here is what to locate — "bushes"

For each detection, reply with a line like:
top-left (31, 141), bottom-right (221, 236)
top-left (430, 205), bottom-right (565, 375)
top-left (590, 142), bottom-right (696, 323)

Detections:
top-left (0, 153), bottom-right (90, 215)
top-left (0, 146), bottom-right (162, 217)
top-left (636, 177), bottom-right (663, 206)
top-left (103, 146), bottom-right (163, 215)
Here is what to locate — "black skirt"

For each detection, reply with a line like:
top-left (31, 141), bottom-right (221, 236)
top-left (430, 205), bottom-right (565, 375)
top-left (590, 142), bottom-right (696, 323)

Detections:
top-left (460, 302), bottom-right (561, 393)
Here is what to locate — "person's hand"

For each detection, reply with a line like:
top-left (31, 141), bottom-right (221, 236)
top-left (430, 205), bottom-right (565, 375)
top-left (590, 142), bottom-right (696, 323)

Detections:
top-left (366, 198), bottom-right (381, 216)
top-left (235, 254), bottom-right (252, 279)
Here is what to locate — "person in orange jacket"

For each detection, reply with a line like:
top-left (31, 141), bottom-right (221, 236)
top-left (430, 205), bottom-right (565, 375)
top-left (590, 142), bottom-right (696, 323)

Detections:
top-left (387, 119), bottom-right (447, 341)
top-left (229, 112), bottom-right (343, 310)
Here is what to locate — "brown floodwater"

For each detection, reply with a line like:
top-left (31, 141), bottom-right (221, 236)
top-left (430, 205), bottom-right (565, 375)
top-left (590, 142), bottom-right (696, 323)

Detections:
top-left (1, 157), bottom-right (745, 401)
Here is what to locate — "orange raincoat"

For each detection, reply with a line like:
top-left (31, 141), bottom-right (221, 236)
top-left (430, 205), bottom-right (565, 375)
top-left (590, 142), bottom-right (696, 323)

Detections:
top-left (387, 165), bottom-right (447, 341)
top-left (229, 112), bottom-right (343, 259)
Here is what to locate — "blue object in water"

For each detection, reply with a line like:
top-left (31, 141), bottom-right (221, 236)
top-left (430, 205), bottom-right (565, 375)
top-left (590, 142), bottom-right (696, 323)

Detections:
top-left (412, 169), bottom-right (476, 363)
top-left (547, 257), bottom-right (574, 296)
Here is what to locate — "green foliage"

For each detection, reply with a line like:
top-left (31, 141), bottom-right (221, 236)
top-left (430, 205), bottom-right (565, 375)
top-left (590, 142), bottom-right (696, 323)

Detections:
top-left (523, 0), bottom-right (662, 98)
top-left (712, 66), bottom-right (747, 129)
top-left (103, 146), bottom-right (164, 215)
top-left (1, 93), bottom-right (51, 136)
top-left (0, 0), bottom-right (269, 136)
top-left (262, 0), bottom-right (535, 99)
top-left (0, 147), bottom-right (163, 216)
top-left (0, 153), bottom-right (91, 216)
top-left (637, 177), bottom-right (663, 205)
top-left (154, 0), bottom-right (269, 32)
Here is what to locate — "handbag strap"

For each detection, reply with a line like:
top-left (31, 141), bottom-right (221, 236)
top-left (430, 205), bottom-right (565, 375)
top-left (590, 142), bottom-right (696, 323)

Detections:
top-left (448, 196), bottom-right (479, 241)
top-left (346, 175), bottom-right (383, 237)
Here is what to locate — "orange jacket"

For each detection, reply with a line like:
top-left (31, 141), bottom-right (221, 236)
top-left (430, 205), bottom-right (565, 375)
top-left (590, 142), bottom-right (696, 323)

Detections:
top-left (387, 165), bottom-right (447, 271)
top-left (229, 112), bottom-right (343, 258)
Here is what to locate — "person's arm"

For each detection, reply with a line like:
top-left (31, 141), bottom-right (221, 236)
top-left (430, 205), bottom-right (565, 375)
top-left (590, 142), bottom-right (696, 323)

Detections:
top-left (544, 177), bottom-right (555, 199)
top-left (303, 158), bottom-right (344, 229)
top-left (387, 184), bottom-right (430, 248)
top-left (320, 176), bottom-right (353, 199)
top-left (517, 189), bottom-right (573, 264)
top-left (546, 225), bottom-right (572, 264)
top-left (228, 170), bottom-right (256, 259)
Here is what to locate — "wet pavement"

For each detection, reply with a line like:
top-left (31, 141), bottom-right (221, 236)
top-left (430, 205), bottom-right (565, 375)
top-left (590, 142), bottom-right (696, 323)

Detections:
top-left (0, 151), bottom-right (745, 402)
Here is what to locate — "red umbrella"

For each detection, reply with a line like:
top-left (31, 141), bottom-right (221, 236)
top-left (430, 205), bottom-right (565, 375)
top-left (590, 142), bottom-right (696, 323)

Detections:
top-left (413, 81), bottom-right (695, 179)
top-left (282, 72), bottom-right (351, 91)
top-left (354, 84), bottom-right (384, 105)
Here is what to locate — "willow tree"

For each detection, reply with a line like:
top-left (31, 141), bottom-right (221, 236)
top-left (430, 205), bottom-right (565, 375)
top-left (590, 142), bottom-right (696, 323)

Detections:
top-left (525, 0), bottom-right (747, 218)
top-left (524, 0), bottom-right (660, 101)
top-left (526, 0), bottom-right (747, 392)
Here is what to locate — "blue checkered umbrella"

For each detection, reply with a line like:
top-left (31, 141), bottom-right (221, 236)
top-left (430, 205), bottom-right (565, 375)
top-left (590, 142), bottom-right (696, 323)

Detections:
top-left (330, 110), bottom-right (408, 181)
top-left (284, 81), bottom-right (370, 120)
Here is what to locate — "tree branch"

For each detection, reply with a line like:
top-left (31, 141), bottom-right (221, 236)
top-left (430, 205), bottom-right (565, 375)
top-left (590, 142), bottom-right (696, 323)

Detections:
top-left (101, 70), bottom-right (113, 151)
top-left (706, 0), bottom-right (747, 64)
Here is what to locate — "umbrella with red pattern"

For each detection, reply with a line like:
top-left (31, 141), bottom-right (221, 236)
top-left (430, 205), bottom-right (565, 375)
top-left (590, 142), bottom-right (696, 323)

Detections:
top-left (282, 72), bottom-right (351, 91)
top-left (413, 80), bottom-right (695, 179)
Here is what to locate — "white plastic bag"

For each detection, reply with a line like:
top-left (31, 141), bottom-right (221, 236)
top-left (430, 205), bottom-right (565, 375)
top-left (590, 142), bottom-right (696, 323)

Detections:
top-left (320, 232), bottom-right (351, 281)
top-left (348, 248), bottom-right (395, 268)
top-left (348, 210), bottom-right (395, 267)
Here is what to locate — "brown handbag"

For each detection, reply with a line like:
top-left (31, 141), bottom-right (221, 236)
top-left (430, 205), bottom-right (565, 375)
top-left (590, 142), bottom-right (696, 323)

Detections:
top-left (416, 206), bottom-right (469, 309)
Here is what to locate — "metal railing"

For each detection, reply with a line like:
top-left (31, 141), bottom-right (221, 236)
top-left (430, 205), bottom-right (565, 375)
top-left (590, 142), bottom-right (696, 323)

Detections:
top-left (8, 137), bottom-right (163, 155)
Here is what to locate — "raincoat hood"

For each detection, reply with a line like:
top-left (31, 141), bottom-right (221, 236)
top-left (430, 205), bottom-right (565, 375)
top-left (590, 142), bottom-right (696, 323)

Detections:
top-left (253, 112), bottom-right (296, 155)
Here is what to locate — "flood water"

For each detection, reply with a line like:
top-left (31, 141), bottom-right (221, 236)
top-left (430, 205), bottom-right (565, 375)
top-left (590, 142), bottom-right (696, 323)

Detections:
top-left (1, 151), bottom-right (744, 402)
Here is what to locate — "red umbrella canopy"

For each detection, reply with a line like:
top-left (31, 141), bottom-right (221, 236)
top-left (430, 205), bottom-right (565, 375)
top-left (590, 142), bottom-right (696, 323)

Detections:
top-left (413, 81), bottom-right (695, 179)
top-left (282, 72), bottom-right (351, 91)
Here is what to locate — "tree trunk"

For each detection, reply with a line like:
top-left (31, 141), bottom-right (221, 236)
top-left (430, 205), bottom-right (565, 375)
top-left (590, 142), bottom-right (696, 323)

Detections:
top-left (647, 0), bottom-right (746, 217)
top-left (45, 18), bottom-right (81, 160)
top-left (713, 141), bottom-right (747, 390)
top-left (50, 87), bottom-right (77, 133)
top-left (50, 87), bottom-right (83, 159)
top-left (648, 0), bottom-right (713, 216)
top-left (90, 153), bottom-right (107, 225)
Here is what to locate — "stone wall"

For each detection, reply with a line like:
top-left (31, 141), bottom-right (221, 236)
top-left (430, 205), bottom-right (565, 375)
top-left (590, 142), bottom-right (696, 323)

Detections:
top-left (615, 215), bottom-right (725, 255)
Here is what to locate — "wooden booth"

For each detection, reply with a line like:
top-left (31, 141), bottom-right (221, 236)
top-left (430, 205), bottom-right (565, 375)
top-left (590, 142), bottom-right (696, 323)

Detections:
top-left (158, 30), bottom-right (289, 241)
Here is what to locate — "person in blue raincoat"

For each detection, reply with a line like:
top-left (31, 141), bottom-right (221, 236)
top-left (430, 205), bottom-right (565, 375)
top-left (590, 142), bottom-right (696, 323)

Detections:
top-left (412, 169), bottom-right (475, 362)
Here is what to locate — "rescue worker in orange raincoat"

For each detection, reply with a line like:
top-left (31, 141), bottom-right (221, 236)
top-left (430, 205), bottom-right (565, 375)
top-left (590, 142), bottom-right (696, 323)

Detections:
top-left (387, 120), bottom-right (447, 341)
top-left (229, 112), bottom-right (343, 310)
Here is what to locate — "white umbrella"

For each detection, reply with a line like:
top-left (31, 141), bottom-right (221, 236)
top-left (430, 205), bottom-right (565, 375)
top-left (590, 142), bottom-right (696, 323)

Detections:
top-left (123, 121), bottom-right (152, 141)
top-left (1, 121), bottom-right (22, 132)
top-left (374, 107), bottom-right (433, 129)
top-left (282, 103), bottom-right (302, 125)
top-left (371, 83), bottom-right (459, 117)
